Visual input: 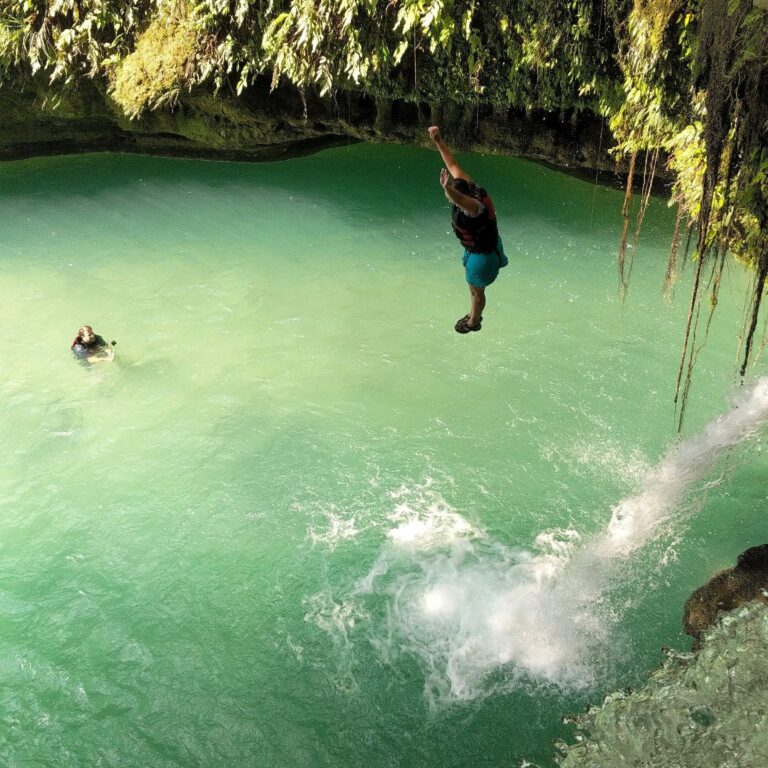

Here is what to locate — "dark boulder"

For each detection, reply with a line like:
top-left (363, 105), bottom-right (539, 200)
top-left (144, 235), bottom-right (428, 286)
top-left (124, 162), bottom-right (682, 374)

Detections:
top-left (683, 545), bottom-right (768, 648)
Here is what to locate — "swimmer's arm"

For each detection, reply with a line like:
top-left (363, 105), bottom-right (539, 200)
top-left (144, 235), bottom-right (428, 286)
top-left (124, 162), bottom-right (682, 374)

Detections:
top-left (88, 347), bottom-right (115, 363)
top-left (428, 126), bottom-right (473, 183)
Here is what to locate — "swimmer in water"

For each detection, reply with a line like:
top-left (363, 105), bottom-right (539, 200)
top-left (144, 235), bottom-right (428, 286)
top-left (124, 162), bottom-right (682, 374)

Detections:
top-left (71, 325), bottom-right (115, 363)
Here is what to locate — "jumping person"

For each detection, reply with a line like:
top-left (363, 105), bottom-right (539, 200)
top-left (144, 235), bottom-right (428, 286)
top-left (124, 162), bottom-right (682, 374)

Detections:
top-left (428, 125), bottom-right (507, 333)
top-left (71, 325), bottom-right (115, 363)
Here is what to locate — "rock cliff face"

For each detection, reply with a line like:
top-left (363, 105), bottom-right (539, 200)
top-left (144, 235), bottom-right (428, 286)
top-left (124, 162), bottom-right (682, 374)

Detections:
top-left (558, 599), bottom-right (768, 768)
top-left (0, 75), bottom-right (616, 172)
top-left (683, 544), bottom-right (768, 648)
top-left (557, 547), bottom-right (768, 766)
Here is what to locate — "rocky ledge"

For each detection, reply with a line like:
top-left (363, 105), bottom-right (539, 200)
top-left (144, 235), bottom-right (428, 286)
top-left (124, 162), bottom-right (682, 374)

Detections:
top-left (683, 544), bottom-right (768, 649)
top-left (1, 75), bottom-right (622, 177)
top-left (557, 545), bottom-right (768, 766)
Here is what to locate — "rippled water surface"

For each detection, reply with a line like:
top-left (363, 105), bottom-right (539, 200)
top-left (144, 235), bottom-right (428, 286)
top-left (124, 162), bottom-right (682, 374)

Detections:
top-left (1, 144), bottom-right (766, 767)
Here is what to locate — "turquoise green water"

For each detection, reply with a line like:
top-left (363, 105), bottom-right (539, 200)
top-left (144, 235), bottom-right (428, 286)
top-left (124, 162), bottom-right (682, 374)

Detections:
top-left (1, 144), bottom-right (766, 767)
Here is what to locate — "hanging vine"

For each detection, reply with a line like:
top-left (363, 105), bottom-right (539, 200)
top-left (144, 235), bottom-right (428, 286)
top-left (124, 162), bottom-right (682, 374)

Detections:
top-left (675, 0), bottom-right (767, 422)
top-left (609, 0), bottom-right (768, 427)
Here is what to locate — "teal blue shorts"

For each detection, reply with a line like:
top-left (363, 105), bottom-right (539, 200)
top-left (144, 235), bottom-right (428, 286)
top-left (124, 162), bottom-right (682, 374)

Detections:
top-left (462, 236), bottom-right (508, 288)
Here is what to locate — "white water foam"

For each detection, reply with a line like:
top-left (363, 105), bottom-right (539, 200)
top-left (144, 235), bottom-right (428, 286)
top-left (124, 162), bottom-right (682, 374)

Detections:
top-left (309, 510), bottom-right (360, 550)
top-left (332, 378), bottom-right (768, 705)
top-left (352, 490), bottom-right (597, 704)
top-left (598, 377), bottom-right (768, 558)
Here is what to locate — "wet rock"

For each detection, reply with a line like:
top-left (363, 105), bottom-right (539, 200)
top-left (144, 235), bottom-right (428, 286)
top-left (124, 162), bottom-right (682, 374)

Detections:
top-left (0, 74), bottom-right (626, 176)
top-left (559, 601), bottom-right (768, 768)
top-left (683, 544), bottom-right (768, 648)
top-left (736, 543), bottom-right (768, 571)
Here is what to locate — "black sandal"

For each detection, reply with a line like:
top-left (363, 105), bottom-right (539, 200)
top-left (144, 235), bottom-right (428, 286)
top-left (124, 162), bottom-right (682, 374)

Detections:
top-left (455, 315), bottom-right (482, 334)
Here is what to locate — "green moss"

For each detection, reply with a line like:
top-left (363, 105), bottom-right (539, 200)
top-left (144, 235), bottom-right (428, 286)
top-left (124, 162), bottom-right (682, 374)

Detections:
top-left (110, 17), bottom-right (197, 119)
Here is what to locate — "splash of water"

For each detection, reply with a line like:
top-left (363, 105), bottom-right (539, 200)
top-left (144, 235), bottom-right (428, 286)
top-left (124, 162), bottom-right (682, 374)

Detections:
top-left (599, 377), bottom-right (768, 557)
top-left (334, 378), bottom-right (768, 704)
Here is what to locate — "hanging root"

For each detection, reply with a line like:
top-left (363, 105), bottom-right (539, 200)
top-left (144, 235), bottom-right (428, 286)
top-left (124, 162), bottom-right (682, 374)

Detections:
top-left (673, 0), bottom-right (766, 427)
top-left (674, 251), bottom-right (706, 407)
top-left (680, 222), bottom-right (693, 277)
top-left (590, 116), bottom-right (607, 229)
top-left (628, 147), bottom-right (659, 285)
top-left (618, 152), bottom-right (637, 296)
top-left (740, 249), bottom-right (768, 377)
top-left (676, 287), bottom-right (703, 432)
top-left (674, 250), bottom-right (727, 431)
top-left (663, 205), bottom-right (685, 300)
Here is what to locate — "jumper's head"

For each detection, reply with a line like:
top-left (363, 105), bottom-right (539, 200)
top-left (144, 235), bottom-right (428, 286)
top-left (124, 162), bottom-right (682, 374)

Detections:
top-left (450, 178), bottom-right (472, 196)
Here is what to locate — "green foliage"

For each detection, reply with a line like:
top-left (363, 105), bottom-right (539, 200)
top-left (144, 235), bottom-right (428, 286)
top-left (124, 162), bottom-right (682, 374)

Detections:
top-left (261, 0), bottom-right (380, 96)
top-left (665, 118), bottom-right (706, 222)
top-left (608, 0), bottom-right (767, 276)
top-left (0, 1), bottom-right (148, 88)
top-left (609, 0), bottom-right (693, 154)
top-left (731, 149), bottom-right (768, 266)
top-left (0, 2), bottom-right (625, 112)
top-left (110, 12), bottom-right (198, 117)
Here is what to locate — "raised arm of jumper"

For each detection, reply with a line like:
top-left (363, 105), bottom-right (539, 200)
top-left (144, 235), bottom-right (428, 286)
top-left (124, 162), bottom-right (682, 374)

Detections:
top-left (428, 126), bottom-right (473, 183)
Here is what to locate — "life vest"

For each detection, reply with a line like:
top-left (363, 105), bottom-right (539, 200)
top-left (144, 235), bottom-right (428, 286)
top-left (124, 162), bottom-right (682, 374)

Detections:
top-left (71, 334), bottom-right (105, 350)
top-left (451, 187), bottom-right (499, 254)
